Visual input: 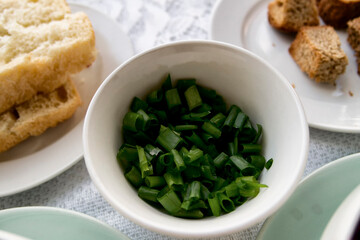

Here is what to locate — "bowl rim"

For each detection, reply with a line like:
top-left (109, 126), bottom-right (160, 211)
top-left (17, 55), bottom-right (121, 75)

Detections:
top-left (83, 39), bottom-right (309, 238)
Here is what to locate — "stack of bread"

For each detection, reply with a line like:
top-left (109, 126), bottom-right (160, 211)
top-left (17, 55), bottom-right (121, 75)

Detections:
top-left (0, 0), bottom-right (97, 153)
top-left (268, 0), bottom-right (360, 84)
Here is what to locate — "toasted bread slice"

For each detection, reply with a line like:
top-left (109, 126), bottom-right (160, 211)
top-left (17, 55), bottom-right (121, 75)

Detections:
top-left (317, 0), bottom-right (360, 29)
top-left (268, 0), bottom-right (319, 32)
top-left (0, 0), bottom-right (96, 114)
top-left (0, 76), bottom-right (81, 153)
top-left (347, 17), bottom-right (360, 73)
top-left (289, 26), bottom-right (348, 84)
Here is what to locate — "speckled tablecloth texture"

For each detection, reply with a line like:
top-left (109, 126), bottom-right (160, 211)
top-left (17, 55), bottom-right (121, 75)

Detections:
top-left (1, 1), bottom-right (360, 239)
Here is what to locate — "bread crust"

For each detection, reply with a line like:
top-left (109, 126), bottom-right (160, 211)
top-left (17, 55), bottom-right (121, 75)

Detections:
top-left (0, 76), bottom-right (81, 153)
top-left (317, 0), bottom-right (360, 28)
top-left (268, 0), bottom-right (319, 32)
top-left (0, 0), bottom-right (96, 114)
top-left (289, 26), bottom-right (348, 83)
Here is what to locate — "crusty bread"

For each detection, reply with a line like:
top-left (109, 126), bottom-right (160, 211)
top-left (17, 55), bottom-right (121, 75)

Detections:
top-left (289, 26), bottom-right (348, 84)
top-left (347, 17), bottom-right (360, 73)
top-left (0, 76), bottom-right (81, 153)
top-left (268, 0), bottom-right (319, 32)
top-left (317, 0), bottom-right (360, 29)
top-left (0, 0), bottom-right (96, 114)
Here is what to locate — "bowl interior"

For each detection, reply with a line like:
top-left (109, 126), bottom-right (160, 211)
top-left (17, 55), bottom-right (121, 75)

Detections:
top-left (83, 41), bottom-right (308, 238)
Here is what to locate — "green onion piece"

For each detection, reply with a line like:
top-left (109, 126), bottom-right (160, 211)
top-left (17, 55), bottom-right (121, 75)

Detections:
top-left (223, 105), bottom-right (241, 129)
top-left (233, 195), bottom-right (247, 206)
top-left (137, 145), bottom-right (153, 178)
top-left (159, 153), bottom-right (173, 166)
top-left (164, 172), bottom-right (184, 191)
top-left (265, 158), bottom-right (273, 170)
top-left (147, 89), bottom-right (163, 104)
top-left (228, 142), bottom-right (236, 156)
top-left (193, 103), bottom-right (212, 113)
top-left (136, 109), bottom-right (150, 131)
top-left (239, 144), bottom-right (262, 153)
top-left (145, 176), bottom-right (166, 188)
top-left (170, 149), bottom-right (186, 172)
top-left (200, 165), bottom-right (217, 181)
top-left (181, 111), bottom-right (211, 122)
top-left (161, 74), bottom-right (172, 92)
top-left (185, 181), bottom-right (201, 201)
top-left (213, 152), bottom-right (229, 168)
top-left (131, 97), bottom-right (148, 112)
top-left (229, 155), bottom-right (256, 175)
top-left (184, 148), bottom-right (203, 165)
top-left (225, 182), bottom-right (239, 198)
top-left (156, 126), bottom-right (182, 151)
top-left (236, 176), bottom-right (267, 198)
top-left (252, 124), bottom-right (263, 143)
top-left (117, 144), bottom-right (138, 169)
top-left (183, 166), bottom-right (201, 180)
top-left (125, 166), bottom-right (143, 187)
top-left (202, 122), bottom-right (221, 139)
top-left (148, 108), bottom-right (167, 124)
top-left (217, 193), bottom-right (235, 213)
top-left (181, 200), bottom-right (207, 211)
top-left (144, 144), bottom-right (162, 158)
top-left (157, 188), bottom-right (181, 214)
top-left (123, 112), bottom-right (143, 132)
top-left (200, 132), bottom-right (215, 144)
top-left (184, 85), bottom-right (202, 111)
top-left (138, 186), bottom-right (159, 202)
top-left (233, 112), bottom-right (248, 130)
top-left (176, 79), bottom-right (196, 93)
top-left (250, 155), bottom-right (266, 170)
top-left (200, 183), bottom-right (211, 200)
top-left (165, 88), bottom-right (182, 109)
top-left (172, 209), bottom-right (204, 219)
top-left (185, 132), bottom-right (208, 151)
top-left (210, 113), bottom-right (226, 128)
top-left (208, 194), bottom-right (221, 216)
top-left (174, 125), bottom-right (198, 132)
top-left (213, 177), bottom-right (227, 192)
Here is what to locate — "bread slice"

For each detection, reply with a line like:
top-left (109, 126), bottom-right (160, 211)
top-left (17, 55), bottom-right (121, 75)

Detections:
top-left (317, 0), bottom-right (360, 29)
top-left (289, 26), bottom-right (348, 84)
top-left (0, 0), bottom-right (96, 114)
top-left (347, 17), bottom-right (360, 73)
top-left (268, 0), bottom-right (319, 32)
top-left (0, 76), bottom-right (81, 153)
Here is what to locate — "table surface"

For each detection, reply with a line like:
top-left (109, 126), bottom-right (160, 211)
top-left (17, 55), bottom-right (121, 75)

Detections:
top-left (1, 0), bottom-right (360, 239)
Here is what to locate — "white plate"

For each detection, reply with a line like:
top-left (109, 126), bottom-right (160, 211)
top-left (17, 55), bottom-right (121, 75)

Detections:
top-left (0, 3), bottom-right (134, 197)
top-left (0, 207), bottom-right (130, 240)
top-left (256, 153), bottom-right (360, 240)
top-left (211, 0), bottom-right (360, 133)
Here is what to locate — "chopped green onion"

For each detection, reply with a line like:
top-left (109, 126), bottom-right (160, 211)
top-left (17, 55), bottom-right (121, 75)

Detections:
top-left (138, 186), bottom-right (159, 202)
top-left (145, 176), bottom-right (166, 188)
top-left (208, 194), bottom-right (221, 216)
top-left (164, 172), bottom-right (184, 191)
top-left (213, 152), bottom-right (229, 168)
top-left (210, 113), bottom-right (226, 128)
top-left (170, 149), bottom-right (186, 172)
top-left (165, 88), bottom-right (182, 110)
top-left (239, 144), bottom-right (262, 153)
top-left (174, 125), bottom-right (198, 132)
top-left (125, 166), bottom-right (143, 187)
top-left (265, 158), bottom-right (274, 170)
top-left (217, 193), bottom-right (235, 213)
top-left (202, 121), bottom-right (221, 139)
top-left (137, 146), bottom-right (153, 178)
top-left (131, 97), bottom-right (148, 112)
top-left (184, 85), bottom-right (202, 111)
top-left (157, 188), bottom-right (181, 214)
top-left (156, 126), bottom-right (182, 151)
top-left (123, 112), bottom-right (143, 132)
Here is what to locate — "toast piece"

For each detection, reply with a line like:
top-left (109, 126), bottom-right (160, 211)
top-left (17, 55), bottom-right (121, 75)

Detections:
top-left (268, 0), bottom-right (319, 32)
top-left (0, 76), bottom-right (81, 153)
top-left (317, 0), bottom-right (360, 29)
top-left (347, 17), bottom-right (360, 73)
top-left (289, 26), bottom-right (348, 83)
top-left (0, 0), bottom-right (96, 114)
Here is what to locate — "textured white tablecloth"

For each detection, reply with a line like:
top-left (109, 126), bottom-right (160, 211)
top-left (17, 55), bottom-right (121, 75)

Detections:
top-left (1, 1), bottom-right (360, 239)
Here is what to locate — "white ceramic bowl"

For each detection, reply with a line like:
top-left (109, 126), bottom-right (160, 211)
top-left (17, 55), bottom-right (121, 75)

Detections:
top-left (83, 40), bottom-right (309, 238)
top-left (321, 184), bottom-right (360, 240)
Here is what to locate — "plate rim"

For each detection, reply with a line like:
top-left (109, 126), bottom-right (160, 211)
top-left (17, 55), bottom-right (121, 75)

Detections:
top-left (0, 206), bottom-right (130, 240)
top-left (256, 152), bottom-right (360, 239)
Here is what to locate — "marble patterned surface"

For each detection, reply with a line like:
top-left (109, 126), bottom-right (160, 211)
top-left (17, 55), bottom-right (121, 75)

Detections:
top-left (1, 0), bottom-right (360, 239)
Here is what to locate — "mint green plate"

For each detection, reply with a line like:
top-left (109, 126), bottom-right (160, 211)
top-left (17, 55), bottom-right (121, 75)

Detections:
top-left (0, 207), bottom-right (130, 240)
top-left (257, 153), bottom-right (360, 240)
